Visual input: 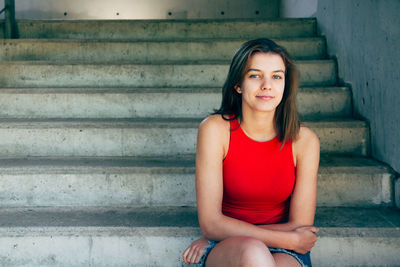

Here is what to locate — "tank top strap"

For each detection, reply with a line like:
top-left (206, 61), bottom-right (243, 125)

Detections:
top-left (229, 117), bottom-right (240, 131)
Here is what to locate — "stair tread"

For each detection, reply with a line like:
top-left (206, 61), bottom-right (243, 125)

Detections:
top-left (0, 59), bottom-right (333, 65)
top-left (0, 86), bottom-right (352, 120)
top-left (1, 37), bottom-right (325, 43)
top-left (0, 60), bottom-right (336, 88)
top-left (0, 207), bottom-right (397, 267)
top-left (0, 206), bottom-right (398, 231)
top-left (0, 86), bottom-right (349, 94)
top-left (0, 37), bottom-right (326, 62)
top-left (0, 117), bottom-right (368, 157)
top-left (14, 18), bottom-right (316, 23)
top-left (0, 154), bottom-right (389, 173)
top-left (0, 117), bottom-right (365, 125)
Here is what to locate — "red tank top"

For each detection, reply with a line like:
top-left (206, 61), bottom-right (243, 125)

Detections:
top-left (222, 119), bottom-right (295, 225)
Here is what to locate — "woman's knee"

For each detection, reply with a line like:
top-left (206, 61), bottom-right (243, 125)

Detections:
top-left (235, 237), bottom-right (276, 266)
top-left (206, 236), bottom-right (276, 267)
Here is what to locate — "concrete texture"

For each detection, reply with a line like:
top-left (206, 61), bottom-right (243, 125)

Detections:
top-left (1, 0), bottom-right (279, 20)
top-left (281, 0), bottom-right (400, 175)
top-left (0, 60), bottom-right (336, 88)
top-left (303, 119), bottom-right (369, 155)
top-left (0, 155), bottom-right (393, 207)
top-left (0, 207), bottom-right (398, 266)
top-left (0, 118), bottom-right (367, 156)
top-left (0, 87), bottom-right (350, 119)
top-left (317, 160), bottom-right (394, 206)
top-left (0, 206), bottom-right (398, 228)
top-left (280, 0), bottom-right (318, 18)
top-left (312, 230), bottom-right (400, 266)
top-left (12, 18), bottom-right (316, 39)
top-left (0, 206), bottom-right (199, 227)
top-left (0, 38), bottom-right (326, 62)
top-left (0, 15), bottom-right (398, 265)
top-left (0, 226), bottom-right (397, 267)
top-left (0, 226), bottom-right (196, 267)
top-left (297, 87), bottom-right (351, 119)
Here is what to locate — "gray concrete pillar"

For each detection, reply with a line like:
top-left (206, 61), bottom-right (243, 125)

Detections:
top-left (4, 0), bottom-right (17, 38)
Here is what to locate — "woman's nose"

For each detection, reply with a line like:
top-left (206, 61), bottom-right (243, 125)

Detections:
top-left (262, 79), bottom-right (272, 90)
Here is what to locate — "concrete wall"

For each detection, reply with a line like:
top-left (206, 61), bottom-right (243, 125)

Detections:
top-left (0, 0), bottom-right (278, 20)
top-left (280, 0), bottom-right (318, 18)
top-left (0, 0), bottom-right (4, 19)
top-left (282, 0), bottom-right (400, 175)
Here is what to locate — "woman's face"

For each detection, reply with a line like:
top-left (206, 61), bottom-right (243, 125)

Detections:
top-left (235, 52), bottom-right (286, 114)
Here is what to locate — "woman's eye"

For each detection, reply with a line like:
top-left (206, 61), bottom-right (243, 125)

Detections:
top-left (273, 75), bottom-right (283, 79)
top-left (249, 74), bottom-right (259, 78)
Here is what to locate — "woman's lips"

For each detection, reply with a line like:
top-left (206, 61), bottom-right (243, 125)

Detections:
top-left (256, 95), bottom-right (274, 100)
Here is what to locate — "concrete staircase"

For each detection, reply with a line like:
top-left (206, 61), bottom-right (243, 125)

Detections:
top-left (0, 19), bottom-right (399, 266)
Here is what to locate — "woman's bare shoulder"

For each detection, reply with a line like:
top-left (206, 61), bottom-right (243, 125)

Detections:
top-left (199, 114), bottom-right (230, 133)
top-left (198, 115), bottom-right (231, 155)
top-left (294, 125), bottom-right (320, 152)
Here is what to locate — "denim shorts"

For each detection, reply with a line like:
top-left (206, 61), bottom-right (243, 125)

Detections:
top-left (198, 240), bottom-right (312, 267)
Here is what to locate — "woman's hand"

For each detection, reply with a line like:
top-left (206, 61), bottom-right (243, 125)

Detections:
top-left (290, 226), bottom-right (319, 254)
top-left (182, 236), bottom-right (210, 265)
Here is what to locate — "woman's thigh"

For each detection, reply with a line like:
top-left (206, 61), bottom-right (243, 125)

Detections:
top-left (273, 253), bottom-right (301, 267)
top-left (205, 236), bottom-right (276, 267)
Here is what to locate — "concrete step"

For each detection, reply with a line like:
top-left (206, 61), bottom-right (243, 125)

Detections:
top-left (1, 18), bottom-right (317, 40)
top-left (0, 118), bottom-right (368, 157)
top-left (0, 154), bottom-right (391, 207)
top-left (0, 38), bottom-right (326, 62)
top-left (0, 206), bottom-right (398, 266)
top-left (0, 60), bottom-right (337, 88)
top-left (0, 87), bottom-right (351, 119)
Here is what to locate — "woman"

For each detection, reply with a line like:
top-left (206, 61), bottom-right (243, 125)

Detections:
top-left (182, 38), bottom-right (320, 267)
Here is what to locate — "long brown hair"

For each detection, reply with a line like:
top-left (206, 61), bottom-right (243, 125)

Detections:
top-left (213, 38), bottom-right (300, 145)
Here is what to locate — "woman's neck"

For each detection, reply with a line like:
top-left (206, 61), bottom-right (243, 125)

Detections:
top-left (239, 109), bottom-right (277, 142)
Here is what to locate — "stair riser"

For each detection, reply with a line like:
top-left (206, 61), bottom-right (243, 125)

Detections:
top-left (0, 228), bottom-right (398, 267)
top-left (0, 88), bottom-right (351, 119)
top-left (317, 172), bottom-right (393, 206)
top-left (0, 169), bottom-right (392, 207)
top-left (313, 235), bottom-right (400, 266)
top-left (0, 39), bottom-right (325, 62)
top-left (11, 19), bottom-right (316, 39)
top-left (307, 124), bottom-right (369, 156)
top-left (0, 123), bottom-right (368, 156)
top-left (0, 229), bottom-right (192, 267)
top-left (0, 172), bottom-right (196, 207)
top-left (297, 88), bottom-right (351, 119)
top-left (0, 62), bottom-right (337, 88)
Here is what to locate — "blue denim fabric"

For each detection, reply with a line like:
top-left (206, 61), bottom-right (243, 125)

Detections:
top-left (198, 240), bottom-right (312, 267)
top-left (269, 247), bottom-right (312, 267)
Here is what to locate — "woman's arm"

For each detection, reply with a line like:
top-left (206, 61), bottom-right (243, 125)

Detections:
top-left (195, 116), bottom-right (316, 251)
top-left (289, 125), bottom-right (320, 227)
top-left (259, 126), bottom-right (320, 231)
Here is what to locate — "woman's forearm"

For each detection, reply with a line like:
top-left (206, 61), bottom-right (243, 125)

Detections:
top-left (257, 221), bottom-right (303, 232)
top-left (201, 214), bottom-right (296, 250)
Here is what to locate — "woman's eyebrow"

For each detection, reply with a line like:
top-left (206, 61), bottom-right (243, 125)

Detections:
top-left (246, 68), bottom-right (261, 72)
top-left (246, 68), bottom-right (285, 73)
top-left (273, 70), bottom-right (285, 73)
